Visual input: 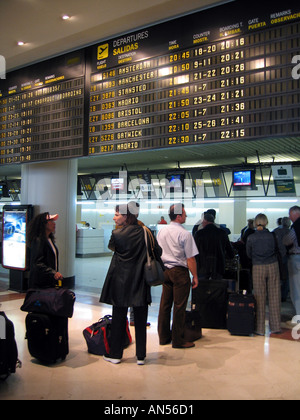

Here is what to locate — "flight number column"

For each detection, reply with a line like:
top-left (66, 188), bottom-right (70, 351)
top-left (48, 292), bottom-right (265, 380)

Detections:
top-left (89, 72), bottom-right (117, 155)
top-left (89, 61), bottom-right (158, 155)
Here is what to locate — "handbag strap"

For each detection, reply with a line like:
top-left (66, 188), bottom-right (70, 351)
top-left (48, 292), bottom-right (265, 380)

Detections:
top-left (272, 232), bottom-right (280, 256)
top-left (143, 226), bottom-right (152, 265)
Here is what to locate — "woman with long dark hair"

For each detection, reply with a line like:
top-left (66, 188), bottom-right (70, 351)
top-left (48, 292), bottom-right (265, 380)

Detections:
top-left (27, 212), bottom-right (63, 289)
top-left (26, 212), bottom-right (69, 361)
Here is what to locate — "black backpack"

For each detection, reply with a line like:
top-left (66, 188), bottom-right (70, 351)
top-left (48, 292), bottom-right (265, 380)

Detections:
top-left (0, 311), bottom-right (21, 379)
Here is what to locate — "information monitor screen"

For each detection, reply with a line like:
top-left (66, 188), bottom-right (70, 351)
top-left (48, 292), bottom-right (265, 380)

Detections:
top-left (232, 170), bottom-right (255, 190)
top-left (2, 205), bottom-right (33, 270)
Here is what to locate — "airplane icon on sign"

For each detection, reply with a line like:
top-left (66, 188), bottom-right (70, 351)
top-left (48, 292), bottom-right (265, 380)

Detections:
top-left (97, 44), bottom-right (109, 60)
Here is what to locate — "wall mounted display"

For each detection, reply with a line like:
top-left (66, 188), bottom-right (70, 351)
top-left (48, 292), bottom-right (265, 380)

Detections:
top-left (0, 52), bottom-right (86, 164)
top-left (2, 205), bottom-right (33, 270)
top-left (0, 0), bottom-right (299, 164)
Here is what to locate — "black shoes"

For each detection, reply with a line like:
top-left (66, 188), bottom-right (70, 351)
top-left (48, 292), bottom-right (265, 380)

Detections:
top-left (172, 342), bottom-right (195, 349)
top-left (130, 321), bottom-right (151, 327)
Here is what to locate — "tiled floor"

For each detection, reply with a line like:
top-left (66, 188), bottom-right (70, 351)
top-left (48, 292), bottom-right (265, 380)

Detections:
top-left (0, 257), bottom-right (300, 401)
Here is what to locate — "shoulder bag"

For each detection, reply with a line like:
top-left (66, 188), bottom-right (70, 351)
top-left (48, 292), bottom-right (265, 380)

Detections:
top-left (272, 232), bottom-right (284, 279)
top-left (143, 226), bottom-right (165, 286)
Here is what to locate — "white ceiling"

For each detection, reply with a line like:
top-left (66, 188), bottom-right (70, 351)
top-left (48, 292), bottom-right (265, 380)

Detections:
top-left (0, 0), bottom-right (300, 178)
top-left (0, 0), bottom-right (222, 72)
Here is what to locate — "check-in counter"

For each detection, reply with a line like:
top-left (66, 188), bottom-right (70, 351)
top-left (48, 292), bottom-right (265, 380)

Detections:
top-left (76, 228), bottom-right (108, 257)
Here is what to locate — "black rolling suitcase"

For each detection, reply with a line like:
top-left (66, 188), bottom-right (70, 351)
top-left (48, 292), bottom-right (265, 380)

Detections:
top-left (0, 311), bottom-right (21, 379)
top-left (227, 292), bottom-right (256, 336)
top-left (25, 313), bottom-right (69, 364)
top-left (184, 310), bottom-right (202, 342)
top-left (192, 279), bottom-right (228, 329)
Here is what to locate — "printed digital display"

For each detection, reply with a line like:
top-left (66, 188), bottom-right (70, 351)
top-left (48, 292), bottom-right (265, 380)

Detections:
top-left (233, 170), bottom-right (252, 186)
top-left (0, 0), bottom-right (299, 164)
top-left (88, 0), bottom-right (300, 156)
top-left (0, 52), bottom-right (85, 164)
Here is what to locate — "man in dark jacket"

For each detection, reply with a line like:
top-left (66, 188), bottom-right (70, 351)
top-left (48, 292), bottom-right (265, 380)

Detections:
top-left (194, 212), bottom-right (234, 280)
top-left (283, 206), bottom-right (300, 321)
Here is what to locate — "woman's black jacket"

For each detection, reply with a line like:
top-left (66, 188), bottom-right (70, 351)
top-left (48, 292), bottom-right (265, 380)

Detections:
top-left (100, 224), bottom-right (162, 307)
top-left (28, 237), bottom-right (58, 288)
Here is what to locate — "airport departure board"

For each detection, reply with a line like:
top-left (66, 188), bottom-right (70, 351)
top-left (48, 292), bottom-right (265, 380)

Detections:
top-left (88, 0), bottom-right (300, 156)
top-left (0, 52), bottom-right (85, 164)
top-left (1, 0), bottom-right (300, 164)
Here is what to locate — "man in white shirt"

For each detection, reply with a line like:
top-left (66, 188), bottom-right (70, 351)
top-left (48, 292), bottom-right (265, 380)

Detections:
top-left (157, 203), bottom-right (199, 348)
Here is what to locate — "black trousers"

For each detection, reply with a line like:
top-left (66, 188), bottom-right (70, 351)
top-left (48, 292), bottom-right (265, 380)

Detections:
top-left (108, 305), bottom-right (148, 360)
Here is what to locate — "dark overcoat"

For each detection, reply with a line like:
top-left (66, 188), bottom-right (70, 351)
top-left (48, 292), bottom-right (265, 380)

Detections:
top-left (194, 223), bottom-right (234, 277)
top-left (100, 224), bottom-right (154, 307)
top-left (28, 237), bottom-right (59, 288)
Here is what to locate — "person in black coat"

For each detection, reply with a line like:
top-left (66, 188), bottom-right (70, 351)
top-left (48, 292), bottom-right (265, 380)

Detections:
top-left (27, 212), bottom-right (63, 289)
top-left (194, 212), bottom-right (234, 280)
top-left (100, 202), bottom-right (162, 365)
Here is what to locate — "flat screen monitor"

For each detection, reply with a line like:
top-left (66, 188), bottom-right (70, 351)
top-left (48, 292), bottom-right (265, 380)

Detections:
top-left (111, 178), bottom-right (125, 191)
top-left (2, 205), bottom-right (33, 270)
top-left (232, 169), bottom-right (255, 190)
top-left (166, 173), bottom-right (184, 192)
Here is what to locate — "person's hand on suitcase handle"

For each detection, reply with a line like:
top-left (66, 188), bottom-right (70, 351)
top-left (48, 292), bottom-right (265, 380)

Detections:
top-left (54, 271), bottom-right (63, 288)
